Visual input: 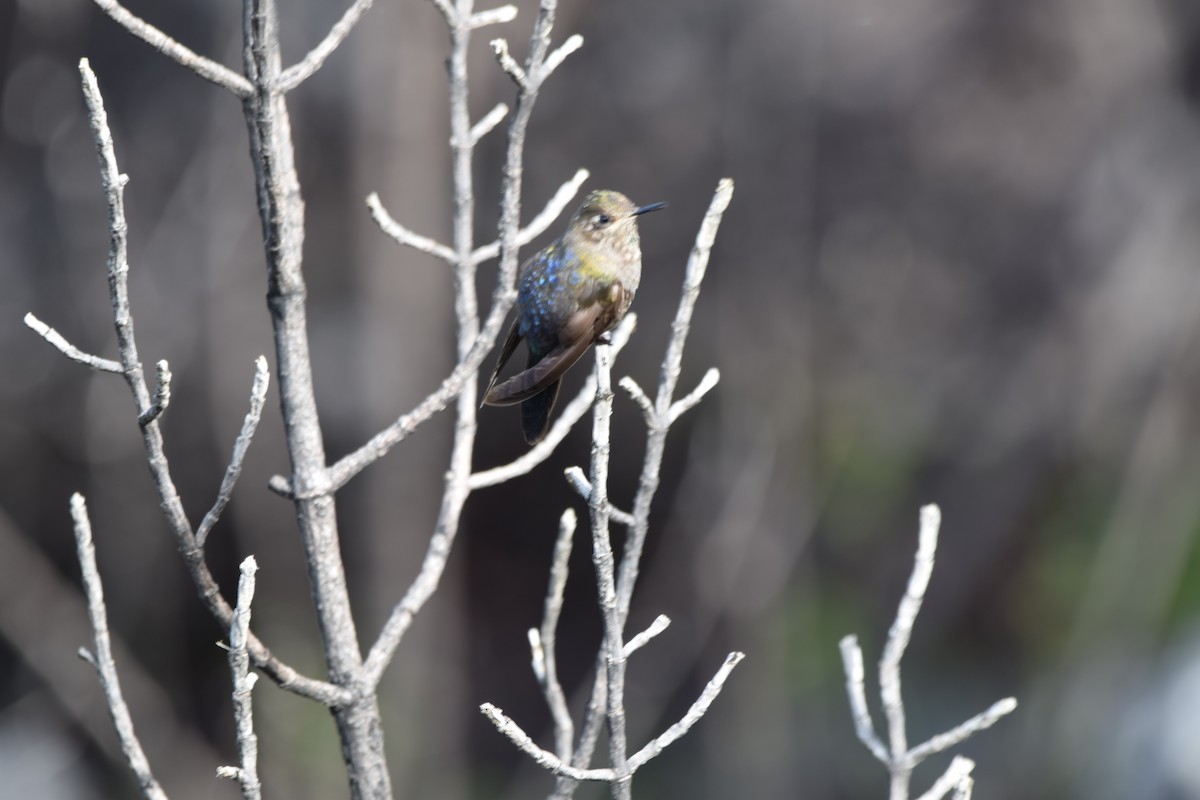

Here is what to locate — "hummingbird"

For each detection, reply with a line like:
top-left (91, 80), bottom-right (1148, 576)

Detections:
top-left (483, 189), bottom-right (667, 444)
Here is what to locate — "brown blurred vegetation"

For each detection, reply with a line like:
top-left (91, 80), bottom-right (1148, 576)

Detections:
top-left (4, 0), bottom-right (1200, 798)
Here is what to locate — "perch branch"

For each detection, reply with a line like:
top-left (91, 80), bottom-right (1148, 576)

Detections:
top-left (560, 180), bottom-right (734, 797)
top-left (586, 340), bottom-right (633, 799)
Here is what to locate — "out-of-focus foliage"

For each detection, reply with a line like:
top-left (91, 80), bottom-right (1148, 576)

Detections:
top-left (3, 0), bottom-right (1200, 797)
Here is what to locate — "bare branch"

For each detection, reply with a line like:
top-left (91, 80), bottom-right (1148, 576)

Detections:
top-left (538, 34), bottom-right (583, 81)
top-left (627, 651), bottom-right (745, 770)
top-left (278, 0), bottom-right (378, 92)
top-left (668, 367), bottom-right (720, 424)
top-left (905, 698), bottom-right (1018, 769)
top-left (471, 387), bottom-right (592, 488)
top-left (470, 313), bottom-right (635, 490)
top-left (563, 467), bottom-right (635, 527)
top-left (467, 102), bottom-right (510, 146)
top-left (623, 614), bottom-right (670, 657)
top-left (71, 494), bottom-right (170, 800)
top-left (219, 556), bottom-right (263, 800)
top-left (426, 0), bottom-right (456, 23)
top-left (618, 376), bottom-right (654, 423)
top-left (838, 635), bottom-right (889, 764)
top-left (615, 177), bottom-right (734, 613)
top-left (137, 360), bottom-right (172, 426)
top-left (196, 357), bottom-right (271, 548)
top-left (366, 193), bottom-right (456, 262)
top-left (841, 505), bottom-right (1016, 800)
top-left (470, 5), bottom-right (518, 28)
top-left (491, 38), bottom-right (527, 89)
top-left (880, 505), bottom-right (941, 763)
top-left (915, 756), bottom-right (975, 800)
top-left (534, 509), bottom-right (577, 759)
top-left (24, 312), bottom-right (123, 373)
top-left (471, 169), bottom-right (590, 264)
top-left (585, 340), bottom-right (633, 799)
top-left (77, 57), bottom-right (346, 708)
top-left (480, 704), bottom-right (616, 782)
top-left (90, 2), bottom-right (252, 96)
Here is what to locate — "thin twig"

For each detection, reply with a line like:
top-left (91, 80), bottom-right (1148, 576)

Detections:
top-left (219, 556), bottom-right (262, 800)
top-left (467, 102), bottom-right (509, 146)
top-left (137, 360), bottom-right (172, 426)
top-left (91, 0), bottom-right (252, 97)
top-left (534, 509), bottom-right (577, 759)
top-left (480, 704), bottom-right (615, 782)
top-left (879, 504), bottom-right (941, 792)
top-left (837, 635), bottom-right (889, 764)
top-left (617, 376), bottom-right (654, 423)
top-left (470, 5), bottom-right (518, 28)
top-left (915, 756), bottom-right (975, 800)
top-left (24, 313), bottom-right (123, 373)
top-left (537, 34), bottom-right (583, 82)
top-left (196, 357), bottom-right (271, 548)
top-left (668, 367), bottom-right (720, 424)
top-left (366, 193), bottom-right (456, 262)
top-left (563, 467), bottom-right (635, 527)
top-left (491, 38), bottom-right (527, 88)
top-left (622, 614), bottom-right (669, 657)
top-left (905, 698), bottom-right (1018, 768)
top-left (626, 651), bottom-right (745, 770)
top-left (76, 57), bottom-right (346, 708)
top-left (471, 168), bottom-right (589, 264)
top-left (71, 494), bottom-right (170, 800)
top-left (278, 0), bottom-right (378, 92)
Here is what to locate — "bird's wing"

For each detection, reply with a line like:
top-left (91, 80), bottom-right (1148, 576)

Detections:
top-left (483, 291), bottom-right (625, 407)
top-left (482, 319), bottom-right (522, 405)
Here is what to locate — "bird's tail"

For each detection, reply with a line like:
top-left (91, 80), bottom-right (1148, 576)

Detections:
top-left (521, 380), bottom-right (561, 445)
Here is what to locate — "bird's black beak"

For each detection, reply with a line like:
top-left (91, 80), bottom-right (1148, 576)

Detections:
top-left (633, 201), bottom-right (668, 216)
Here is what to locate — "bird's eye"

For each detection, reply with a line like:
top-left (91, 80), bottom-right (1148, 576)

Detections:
top-left (596, 213), bottom-right (611, 226)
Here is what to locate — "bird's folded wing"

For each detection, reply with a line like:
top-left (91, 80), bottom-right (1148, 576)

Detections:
top-left (484, 303), bottom-right (612, 406)
top-left (483, 319), bottom-right (522, 403)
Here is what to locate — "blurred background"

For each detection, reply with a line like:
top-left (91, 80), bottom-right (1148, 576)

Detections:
top-left (4, 0), bottom-right (1200, 797)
